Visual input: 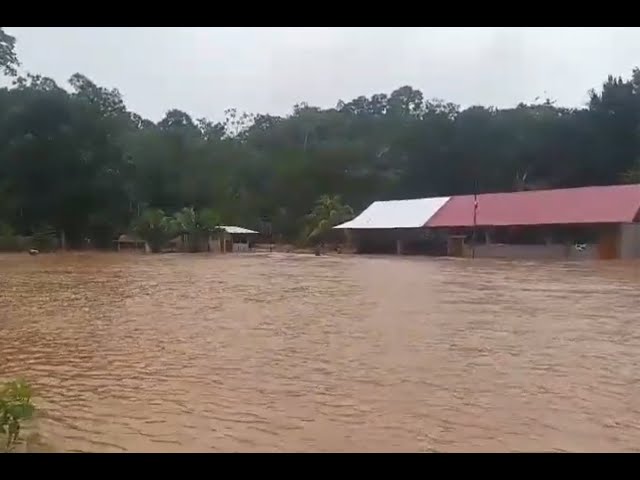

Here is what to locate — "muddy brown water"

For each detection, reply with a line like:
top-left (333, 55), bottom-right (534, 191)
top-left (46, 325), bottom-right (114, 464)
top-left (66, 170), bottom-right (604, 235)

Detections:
top-left (1, 252), bottom-right (639, 452)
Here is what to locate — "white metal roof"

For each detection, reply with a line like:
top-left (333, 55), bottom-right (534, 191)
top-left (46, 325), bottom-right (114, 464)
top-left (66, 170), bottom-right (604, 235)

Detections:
top-left (219, 225), bottom-right (259, 234)
top-left (333, 197), bottom-right (451, 229)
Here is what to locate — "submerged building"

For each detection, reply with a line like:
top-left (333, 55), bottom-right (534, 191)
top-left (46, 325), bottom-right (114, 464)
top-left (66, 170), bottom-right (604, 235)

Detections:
top-left (335, 184), bottom-right (640, 260)
top-left (334, 197), bottom-right (451, 255)
top-left (214, 226), bottom-right (259, 253)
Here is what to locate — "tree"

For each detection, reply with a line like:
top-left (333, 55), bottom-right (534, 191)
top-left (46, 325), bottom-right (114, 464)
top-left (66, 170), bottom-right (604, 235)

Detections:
top-left (304, 195), bottom-right (354, 247)
top-left (174, 207), bottom-right (221, 252)
top-left (131, 208), bottom-right (178, 253)
top-left (0, 27), bottom-right (19, 77)
top-left (69, 73), bottom-right (127, 118)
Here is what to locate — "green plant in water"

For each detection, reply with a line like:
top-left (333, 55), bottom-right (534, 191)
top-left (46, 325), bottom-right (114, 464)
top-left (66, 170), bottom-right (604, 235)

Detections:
top-left (174, 207), bottom-right (222, 252)
top-left (0, 380), bottom-right (36, 452)
top-left (304, 194), bottom-right (353, 248)
top-left (131, 208), bottom-right (179, 253)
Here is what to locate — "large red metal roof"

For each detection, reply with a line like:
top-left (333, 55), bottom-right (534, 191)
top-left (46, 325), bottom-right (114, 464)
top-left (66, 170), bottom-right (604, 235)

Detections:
top-left (426, 184), bottom-right (640, 227)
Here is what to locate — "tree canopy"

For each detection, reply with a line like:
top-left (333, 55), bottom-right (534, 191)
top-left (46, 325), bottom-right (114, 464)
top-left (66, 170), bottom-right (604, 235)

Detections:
top-left (1, 27), bottom-right (640, 248)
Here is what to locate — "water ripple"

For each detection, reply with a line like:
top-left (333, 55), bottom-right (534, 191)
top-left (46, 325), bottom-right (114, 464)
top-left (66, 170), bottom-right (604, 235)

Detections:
top-left (1, 252), bottom-right (639, 452)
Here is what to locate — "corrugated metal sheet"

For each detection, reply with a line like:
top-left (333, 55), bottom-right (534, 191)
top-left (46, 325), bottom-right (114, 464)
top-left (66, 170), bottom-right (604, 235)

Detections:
top-left (220, 225), bottom-right (259, 234)
top-left (334, 197), bottom-right (451, 229)
top-left (426, 184), bottom-right (640, 227)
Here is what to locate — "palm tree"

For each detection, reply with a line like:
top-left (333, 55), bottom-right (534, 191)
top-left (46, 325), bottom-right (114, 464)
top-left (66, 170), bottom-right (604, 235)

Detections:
top-left (174, 207), bottom-right (221, 252)
top-left (131, 208), bottom-right (178, 253)
top-left (305, 194), bottom-right (353, 251)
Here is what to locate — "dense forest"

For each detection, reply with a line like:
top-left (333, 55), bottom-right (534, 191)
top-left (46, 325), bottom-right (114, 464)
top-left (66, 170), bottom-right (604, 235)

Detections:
top-left (1, 28), bottom-right (639, 249)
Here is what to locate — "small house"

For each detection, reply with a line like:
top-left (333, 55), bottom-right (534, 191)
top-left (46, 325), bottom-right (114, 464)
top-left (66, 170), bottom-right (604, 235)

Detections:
top-left (212, 226), bottom-right (259, 253)
top-left (115, 234), bottom-right (180, 253)
top-left (115, 234), bottom-right (147, 252)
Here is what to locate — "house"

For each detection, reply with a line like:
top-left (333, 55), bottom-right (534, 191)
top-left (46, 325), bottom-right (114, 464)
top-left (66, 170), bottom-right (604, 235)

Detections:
top-left (115, 234), bottom-right (147, 252)
top-left (335, 184), bottom-right (640, 260)
top-left (115, 225), bottom-right (259, 254)
top-left (212, 226), bottom-right (259, 253)
top-left (426, 184), bottom-right (640, 260)
top-left (334, 197), bottom-right (450, 255)
top-left (115, 234), bottom-right (180, 253)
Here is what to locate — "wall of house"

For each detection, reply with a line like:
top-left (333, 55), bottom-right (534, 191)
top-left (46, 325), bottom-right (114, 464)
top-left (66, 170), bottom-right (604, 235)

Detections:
top-left (468, 243), bottom-right (598, 260)
top-left (349, 228), bottom-right (448, 255)
top-left (620, 223), bottom-right (640, 259)
top-left (567, 244), bottom-right (598, 260)
top-left (470, 243), bottom-right (566, 259)
top-left (449, 223), bottom-right (626, 260)
top-left (233, 243), bottom-right (250, 252)
top-left (208, 236), bottom-right (222, 252)
top-left (206, 234), bottom-right (256, 253)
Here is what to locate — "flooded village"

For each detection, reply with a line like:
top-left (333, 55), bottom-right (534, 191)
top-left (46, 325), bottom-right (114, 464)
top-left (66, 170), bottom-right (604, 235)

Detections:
top-left (2, 27), bottom-right (640, 452)
top-left (2, 183), bottom-right (640, 452)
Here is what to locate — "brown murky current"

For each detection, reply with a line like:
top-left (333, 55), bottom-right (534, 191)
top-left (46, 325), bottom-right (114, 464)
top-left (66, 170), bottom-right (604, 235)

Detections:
top-left (1, 252), bottom-right (639, 452)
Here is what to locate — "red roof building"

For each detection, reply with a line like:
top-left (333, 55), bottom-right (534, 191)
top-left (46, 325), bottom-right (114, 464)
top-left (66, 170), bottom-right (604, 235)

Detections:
top-left (426, 184), bottom-right (640, 228)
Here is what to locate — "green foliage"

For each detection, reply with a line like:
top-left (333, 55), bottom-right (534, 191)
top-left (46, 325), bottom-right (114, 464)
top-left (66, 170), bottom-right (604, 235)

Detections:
top-left (0, 235), bottom-right (21, 251)
top-left (621, 159), bottom-right (640, 184)
top-left (0, 30), bottom-right (640, 249)
top-left (0, 224), bottom-right (55, 252)
top-left (304, 195), bottom-right (353, 245)
top-left (131, 208), bottom-right (178, 253)
top-left (0, 28), bottom-right (20, 77)
top-left (0, 223), bottom-right (13, 237)
top-left (0, 380), bottom-right (36, 452)
top-left (174, 207), bottom-right (221, 236)
top-left (31, 226), bottom-right (58, 252)
top-left (174, 207), bottom-right (222, 252)
top-left (0, 222), bottom-right (15, 250)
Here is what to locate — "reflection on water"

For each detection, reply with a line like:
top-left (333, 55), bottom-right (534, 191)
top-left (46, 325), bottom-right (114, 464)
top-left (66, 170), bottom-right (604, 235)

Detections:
top-left (1, 252), bottom-right (639, 452)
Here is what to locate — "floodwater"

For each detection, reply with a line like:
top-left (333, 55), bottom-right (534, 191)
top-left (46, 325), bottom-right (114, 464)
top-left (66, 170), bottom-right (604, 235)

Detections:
top-left (1, 252), bottom-right (639, 452)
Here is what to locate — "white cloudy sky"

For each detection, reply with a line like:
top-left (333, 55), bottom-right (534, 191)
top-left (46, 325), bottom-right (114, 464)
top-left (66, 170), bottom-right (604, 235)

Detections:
top-left (5, 27), bottom-right (640, 122)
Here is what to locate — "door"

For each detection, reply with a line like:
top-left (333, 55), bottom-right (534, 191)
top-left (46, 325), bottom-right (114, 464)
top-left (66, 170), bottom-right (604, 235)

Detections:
top-left (598, 229), bottom-right (619, 260)
top-left (447, 236), bottom-right (465, 257)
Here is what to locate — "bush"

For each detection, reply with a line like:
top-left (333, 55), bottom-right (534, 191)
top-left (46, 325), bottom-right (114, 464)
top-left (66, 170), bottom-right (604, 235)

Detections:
top-left (0, 380), bottom-right (36, 452)
top-left (30, 234), bottom-right (58, 252)
top-left (0, 235), bottom-right (22, 251)
top-left (0, 224), bottom-right (21, 252)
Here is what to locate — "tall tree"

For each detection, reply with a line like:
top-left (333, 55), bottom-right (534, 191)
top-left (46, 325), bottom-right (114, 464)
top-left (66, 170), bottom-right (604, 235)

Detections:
top-left (0, 27), bottom-right (19, 77)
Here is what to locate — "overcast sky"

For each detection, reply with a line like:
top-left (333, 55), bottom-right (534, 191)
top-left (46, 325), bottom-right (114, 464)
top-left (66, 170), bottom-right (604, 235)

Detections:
top-left (5, 27), bottom-right (640, 122)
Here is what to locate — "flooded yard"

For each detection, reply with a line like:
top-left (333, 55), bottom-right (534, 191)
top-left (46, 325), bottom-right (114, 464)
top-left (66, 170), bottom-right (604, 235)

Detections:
top-left (1, 252), bottom-right (639, 452)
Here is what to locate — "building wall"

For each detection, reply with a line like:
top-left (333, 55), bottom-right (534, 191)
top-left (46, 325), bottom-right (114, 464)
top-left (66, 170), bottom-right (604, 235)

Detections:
top-left (567, 244), bottom-right (598, 260)
top-left (348, 228), bottom-right (448, 255)
top-left (620, 223), bottom-right (640, 259)
top-left (233, 243), bottom-right (250, 252)
top-left (207, 233), bottom-right (255, 253)
top-left (208, 236), bottom-right (222, 253)
top-left (469, 243), bottom-right (599, 260)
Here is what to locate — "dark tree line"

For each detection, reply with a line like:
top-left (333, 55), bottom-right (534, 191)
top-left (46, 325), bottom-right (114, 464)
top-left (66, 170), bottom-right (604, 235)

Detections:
top-left (1, 28), bottom-right (639, 248)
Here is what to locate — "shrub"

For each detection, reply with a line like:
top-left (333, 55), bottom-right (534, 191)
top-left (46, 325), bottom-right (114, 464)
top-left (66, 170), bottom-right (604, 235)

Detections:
top-left (0, 380), bottom-right (36, 452)
top-left (0, 235), bottom-right (22, 251)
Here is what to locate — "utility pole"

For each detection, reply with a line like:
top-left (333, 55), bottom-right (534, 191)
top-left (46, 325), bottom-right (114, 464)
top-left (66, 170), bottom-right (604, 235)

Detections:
top-left (472, 179), bottom-right (478, 259)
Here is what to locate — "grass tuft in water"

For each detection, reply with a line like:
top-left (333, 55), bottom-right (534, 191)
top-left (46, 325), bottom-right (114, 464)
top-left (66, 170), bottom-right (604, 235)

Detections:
top-left (0, 380), bottom-right (36, 452)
